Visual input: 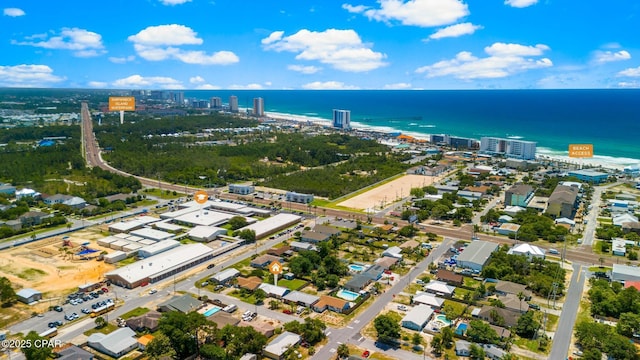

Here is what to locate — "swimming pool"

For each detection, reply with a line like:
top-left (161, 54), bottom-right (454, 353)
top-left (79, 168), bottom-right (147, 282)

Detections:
top-left (336, 288), bottom-right (360, 301)
top-left (203, 306), bottom-right (221, 317)
top-left (455, 323), bottom-right (468, 335)
top-left (436, 314), bottom-right (452, 326)
top-left (349, 264), bottom-right (365, 272)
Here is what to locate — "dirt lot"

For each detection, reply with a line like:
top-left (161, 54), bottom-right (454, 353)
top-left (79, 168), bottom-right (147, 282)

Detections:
top-left (0, 228), bottom-right (116, 305)
top-left (337, 174), bottom-right (446, 211)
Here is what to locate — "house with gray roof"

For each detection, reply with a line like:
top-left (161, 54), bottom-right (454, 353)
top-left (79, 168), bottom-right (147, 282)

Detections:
top-left (157, 294), bottom-right (203, 313)
top-left (211, 268), bottom-right (241, 284)
top-left (87, 327), bottom-right (138, 358)
top-left (455, 340), bottom-right (471, 357)
top-left (401, 304), bottom-right (434, 331)
top-left (282, 291), bottom-right (320, 308)
top-left (483, 344), bottom-right (507, 360)
top-left (344, 274), bottom-right (373, 292)
top-left (263, 331), bottom-right (301, 360)
top-left (456, 240), bottom-right (499, 272)
top-left (16, 288), bottom-right (42, 304)
top-left (259, 283), bottom-right (290, 299)
top-left (56, 345), bottom-right (94, 360)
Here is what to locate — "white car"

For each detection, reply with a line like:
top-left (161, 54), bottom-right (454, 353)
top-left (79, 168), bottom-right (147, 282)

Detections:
top-left (397, 305), bottom-right (408, 311)
top-left (149, 289), bottom-right (158, 295)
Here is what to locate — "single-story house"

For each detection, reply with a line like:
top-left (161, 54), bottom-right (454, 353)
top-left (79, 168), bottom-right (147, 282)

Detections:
top-left (126, 311), bottom-right (162, 332)
top-left (496, 223), bottom-right (521, 236)
top-left (382, 246), bottom-right (403, 259)
top-left (251, 254), bottom-right (282, 268)
top-left (263, 331), bottom-right (301, 360)
top-left (399, 239), bottom-right (420, 250)
top-left (436, 270), bottom-right (463, 286)
top-left (300, 231), bottom-right (331, 243)
top-left (16, 288), bottom-right (42, 304)
top-left (267, 246), bottom-right (292, 257)
top-left (241, 321), bottom-right (276, 338)
top-left (137, 334), bottom-right (154, 351)
top-left (493, 281), bottom-right (532, 300)
top-left (376, 256), bottom-right (399, 270)
top-left (55, 345), bottom-right (95, 360)
top-left (401, 304), bottom-right (434, 331)
top-left (210, 311), bottom-right (241, 328)
top-left (344, 274), bottom-right (373, 292)
top-left (258, 283), bottom-right (290, 299)
top-left (423, 280), bottom-right (455, 297)
top-left (455, 340), bottom-right (471, 357)
top-left (613, 238), bottom-right (627, 256)
top-left (412, 293), bottom-right (445, 309)
top-left (157, 295), bottom-right (203, 313)
top-left (87, 327), bottom-right (138, 359)
top-left (19, 211), bottom-right (52, 226)
top-left (483, 344), bottom-right (508, 360)
top-left (282, 291), bottom-right (320, 308)
top-left (289, 241), bottom-right (315, 252)
top-left (211, 268), bottom-right (241, 284)
top-left (507, 243), bottom-right (545, 261)
top-left (476, 305), bottom-right (522, 327)
top-left (313, 224), bottom-right (342, 236)
top-left (313, 295), bottom-right (350, 314)
top-left (236, 276), bottom-right (263, 291)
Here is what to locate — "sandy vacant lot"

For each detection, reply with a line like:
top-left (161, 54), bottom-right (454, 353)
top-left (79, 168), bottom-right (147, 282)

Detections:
top-left (0, 229), bottom-right (115, 304)
top-left (337, 174), bottom-right (445, 211)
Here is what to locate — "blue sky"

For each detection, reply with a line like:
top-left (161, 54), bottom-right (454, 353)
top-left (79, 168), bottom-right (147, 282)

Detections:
top-left (2, 0), bottom-right (639, 89)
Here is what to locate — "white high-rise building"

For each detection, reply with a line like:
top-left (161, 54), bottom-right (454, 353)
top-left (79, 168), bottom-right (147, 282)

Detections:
top-left (480, 137), bottom-right (537, 160)
top-left (332, 109), bottom-right (351, 129)
top-left (253, 97), bottom-right (264, 117)
top-left (229, 96), bottom-right (238, 112)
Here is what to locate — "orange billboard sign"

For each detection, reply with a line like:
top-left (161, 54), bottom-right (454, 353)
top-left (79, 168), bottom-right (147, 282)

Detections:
top-left (568, 144), bottom-right (593, 158)
top-left (108, 97), bottom-right (135, 111)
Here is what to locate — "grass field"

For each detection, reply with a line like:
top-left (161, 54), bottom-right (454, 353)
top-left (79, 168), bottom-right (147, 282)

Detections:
top-left (277, 278), bottom-right (307, 290)
top-left (120, 307), bottom-right (150, 320)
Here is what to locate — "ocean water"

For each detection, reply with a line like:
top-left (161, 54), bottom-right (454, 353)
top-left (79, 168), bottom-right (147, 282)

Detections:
top-left (184, 89), bottom-right (640, 166)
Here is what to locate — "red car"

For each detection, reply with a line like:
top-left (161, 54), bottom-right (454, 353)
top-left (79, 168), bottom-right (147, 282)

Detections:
top-left (101, 287), bottom-right (109, 293)
top-left (362, 350), bottom-right (370, 358)
top-left (283, 309), bottom-right (293, 314)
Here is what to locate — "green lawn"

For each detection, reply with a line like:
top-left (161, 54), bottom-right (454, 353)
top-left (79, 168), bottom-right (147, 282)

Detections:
top-left (442, 300), bottom-right (467, 317)
top-left (142, 188), bottom-right (183, 199)
top-left (514, 337), bottom-right (544, 353)
top-left (228, 290), bottom-right (259, 305)
top-left (463, 277), bottom-right (481, 288)
top-left (588, 266), bottom-right (612, 272)
top-left (277, 278), bottom-right (307, 290)
top-left (83, 323), bottom-right (118, 336)
top-left (452, 288), bottom-right (473, 301)
top-left (120, 307), bottom-right (150, 320)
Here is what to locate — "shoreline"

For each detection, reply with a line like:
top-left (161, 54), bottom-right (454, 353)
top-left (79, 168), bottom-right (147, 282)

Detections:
top-left (264, 111), bottom-right (639, 172)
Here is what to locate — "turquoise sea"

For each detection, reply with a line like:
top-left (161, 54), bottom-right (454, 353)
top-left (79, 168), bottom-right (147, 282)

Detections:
top-left (186, 89), bottom-right (640, 167)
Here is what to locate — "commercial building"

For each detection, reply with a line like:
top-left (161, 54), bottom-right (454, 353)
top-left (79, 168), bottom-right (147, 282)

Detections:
top-left (238, 213), bottom-right (301, 239)
top-left (211, 268), bottom-right (241, 284)
top-left (285, 191), bottom-right (314, 204)
top-left (105, 244), bottom-right (214, 288)
top-left (188, 226), bottom-right (227, 242)
top-left (229, 184), bottom-right (255, 195)
top-left (568, 169), bottom-right (609, 184)
top-left (612, 264), bottom-right (640, 283)
top-left (332, 109), bottom-right (351, 129)
top-left (546, 185), bottom-right (579, 218)
top-left (456, 240), bottom-right (499, 271)
top-left (253, 97), bottom-right (264, 117)
top-left (480, 137), bottom-right (537, 160)
top-left (130, 228), bottom-right (173, 242)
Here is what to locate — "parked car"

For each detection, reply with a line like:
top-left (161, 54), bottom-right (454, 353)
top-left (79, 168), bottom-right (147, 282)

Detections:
top-left (207, 263), bottom-right (215, 269)
top-left (283, 309), bottom-right (293, 314)
top-left (149, 289), bottom-right (158, 295)
top-left (397, 305), bottom-right (408, 311)
top-left (81, 308), bottom-right (90, 314)
top-left (101, 287), bottom-right (109, 293)
top-left (53, 306), bottom-right (63, 312)
top-left (362, 350), bottom-right (370, 358)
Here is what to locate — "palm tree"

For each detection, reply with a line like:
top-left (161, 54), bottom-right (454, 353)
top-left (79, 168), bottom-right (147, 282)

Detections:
top-left (336, 343), bottom-right (349, 359)
top-left (517, 291), bottom-right (525, 312)
top-left (598, 257), bottom-right (605, 267)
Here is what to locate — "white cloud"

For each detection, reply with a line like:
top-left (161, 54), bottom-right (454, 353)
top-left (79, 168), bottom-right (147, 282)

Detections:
top-left (195, 84), bottom-right (221, 90)
top-left (128, 24), bottom-right (203, 46)
top-left (4, 8), bottom-right (25, 17)
top-left (261, 31), bottom-right (284, 45)
top-left (13, 28), bottom-right (106, 57)
top-left (617, 66), bottom-right (640, 77)
top-left (617, 81), bottom-right (640, 88)
top-left (343, 0), bottom-right (468, 27)
top-left (416, 42), bottom-right (552, 79)
top-left (88, 81), bottom-right (108, 88)
top-left (189, 76), bottom-right (206, 84)
top-left (0, 64), bottom-right (65, 87)
top-left (384, 82), bottom-right (412, 89)
top-left (428, 23), bottom-right (482, 40)
top-left (302, 81), bottom-right (359, 90)
top-left (109, 55), bottom-right (136, 64)
top-left (287, 64), bottom-right (322, 74)
top-left (504, 0), bottom-right (538, 8)
top-left (112, 75), bottom-right (184, 89)
top-left (228, 83), bottom-right (264, 90)
top-left (262, 29), bottom-right (387, 72)
top-left (592, 50), bottom-right (631, 64)
top-left (128, 25), bottom-right (239, 65)
top-left (159, 0), bottom-right (191, 5)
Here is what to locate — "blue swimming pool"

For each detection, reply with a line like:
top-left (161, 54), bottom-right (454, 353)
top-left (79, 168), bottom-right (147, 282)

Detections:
top-left (455, 323), bottom-right (468, 335)
top-left (336, 288), bottom-right (360, 301)
top-left (349, 264), bottom-right (365, 272)
top-left (203, 306), bottom-right (221, 316)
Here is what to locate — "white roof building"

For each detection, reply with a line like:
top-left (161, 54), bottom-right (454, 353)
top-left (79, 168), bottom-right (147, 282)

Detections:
top-left (258, 283), bottom-right (290, 298)
top-left (424, 280), bottom-right (456, 296)
top-left (382, 246), bottom-right (403, 259)
top-left (239, 213), bottom-right (301, 239)
top-left (160, 206), bottom-right (199, 220)
top-left (614, 214), bottom-right (639, 227)
top-left (174, 210), bottom-right (235, 227)
top-left (87, 327), bottom-right (138, 358)
top-left (612, 264), bottom-right (640, 283)
top-left (105, 244), bottom-right (213, 288)
top-left (211, 268), bottom-right (240, 283)
top-left (263, 331), bottom-right (301, 360)
top-left (188, 226), bottom-right (227, 242)
top-left (401, 305), bottom-right (434, 331)
top-left (413, 293), bottom-right (445, 308)
top-left (138, 240), bottom-right (181, 258)
top-left (503, 206), bottom-right (525, 216)
top-left (130, 228), bottom-right (174, 241)
top-left (153, 221), bottom-right (184, 232)
top-left (456, 240), bottom-right (499, 271)
top-left (507, 243), bottom-right (545, 260)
